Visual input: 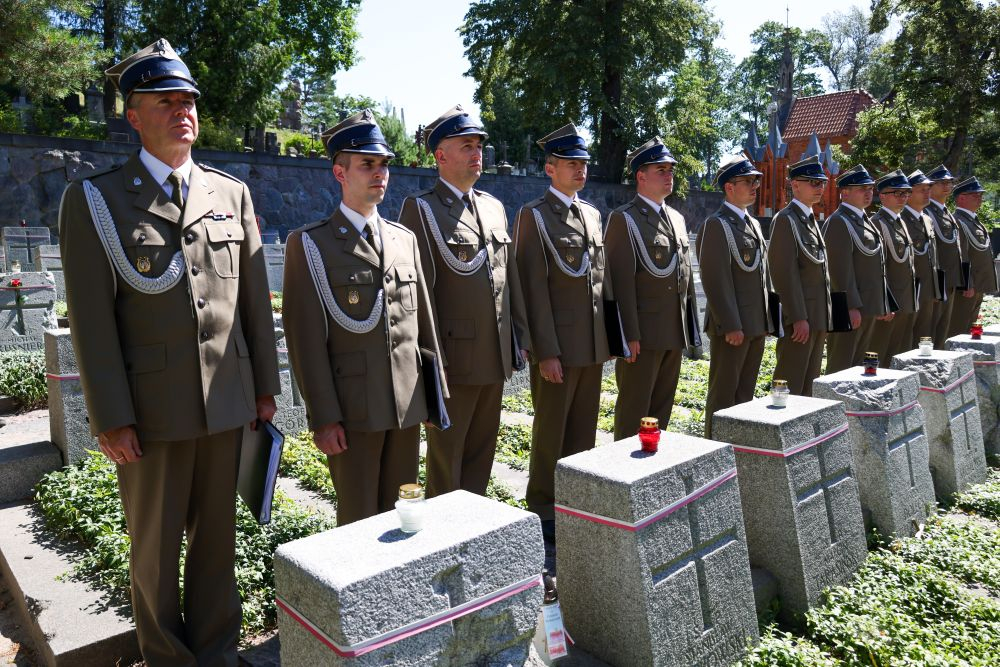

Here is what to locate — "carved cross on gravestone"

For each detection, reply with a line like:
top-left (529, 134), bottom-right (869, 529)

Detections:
top-left (0, 273), bottom-right (56, 352)
top-left (795, 425), bottom-right (852, 545)
top-left (951, 390), bottom-right (978, 452)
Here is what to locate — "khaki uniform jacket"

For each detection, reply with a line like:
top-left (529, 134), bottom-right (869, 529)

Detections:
top-left (926, 200), bottom-right (964, 290)
top-left (605, 196), bottom-right (697, 349)
top-left (282, 209), bottom-right (446, 432)
top-left (767, 203), bottom-right (832, 329)
top-left (514, 190), bottom-right (610, 366)
top-left (397, 180), bottom-right (529, 384)
top-left (901, 207), bottom-right (942, 305)
top-left (59, 152), bottom-right (280, 442)
top-left (697, 204), bottom-right (769, 337)
top-left (823, 205), bottom-right (890, 317)
top-left (873, 208), bottom-right (918, 313)
top-left (954, 209), bottom-right (998, 294)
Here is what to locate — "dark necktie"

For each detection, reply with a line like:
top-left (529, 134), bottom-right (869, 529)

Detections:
top-left (168, 171), bottom-right (185, 210)
top-left (658, 206), bottom-right (678, 249)
top-left (365, 220), bottom-right (381, 254)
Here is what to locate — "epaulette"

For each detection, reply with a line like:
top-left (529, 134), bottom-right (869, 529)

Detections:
top-left (613, 199), bottom-right (638, 214)
top-left (663, 203), bottom-right (684, 220)
top-left (472, 188), bottom-right (501, 202)
top-left (409, 188), bottom-right (435, 200)
top-left (72, 162), bottom-right (123, 183)
top-left (297, 218), bottom-right (330, 233)
top-left (523, 196), bottom-right (546, 210)
top-left (199, 163), bottom-right (246, 185)
top-left (385, 219), bottom-right (416, 238)
top-left (577, 198), bottom-right (599, 211)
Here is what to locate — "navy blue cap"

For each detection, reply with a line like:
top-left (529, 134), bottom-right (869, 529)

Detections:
top-left (715, 155), bottom-right (762, 187)
top-left (953, 176), bottom-right (986, 197)
top-left (836, 164), bottom-right (875, 187)
top-left (876, 169), bottom-right (911, 192)
top-left (106, 39), bottom-right (200, 99)
top-left (926, 164), bottom-right (956, 182)
top-left (424, 105), bottom-right (487, 152)
top-left (321, 110), bottom-right (395, 159)
top-left (788, 155), bottom-right (828, 181)
top-left (627, 137), bottom-right (676, 174)
top-left (907, 169), bottom-right (931, 186)
top-left (537, 123), bottom-right (591, 160)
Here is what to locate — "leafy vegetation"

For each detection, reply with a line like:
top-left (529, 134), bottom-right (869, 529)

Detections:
top-left (0, 350), bottom-right (47, 410)
top-left (494, 423), bottom-right (532, 471)
top-left (501, 388), bottom-right (534, 415)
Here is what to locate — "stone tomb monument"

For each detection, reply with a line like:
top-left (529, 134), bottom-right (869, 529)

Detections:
top-left (274, 490), bottom-right (543, 666)
top-left (1, 226), bottom-right (51, 272)
top-left (0, 272), bottom-right (56, 352)
top-left (45, 328), bottom-right (96, 464)
top-left (947, 334), bottom-right (1000, 458)
top-left (554, 433), bottom-right (757, 667)
top-left (33, 244), bottom-right (65, 300)
top-left (272, 314), bottom-right (307, 435)
top-left (712, 395), bottom-right (867, 623)
top-left (892, 349), bottom-right (987, 498)
top-left (263, 243), bottom-right (285, 292)
top-left (813, 367), bottom-right (935, 538)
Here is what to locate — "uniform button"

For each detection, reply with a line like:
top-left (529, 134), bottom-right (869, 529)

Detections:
top-left (349, 275), bottom-right (355, 282)
top-left (387, 297), bottom-right (392, 304)
top-left (185, 233), bottom-right (195, 244)
top-left (392, 340), bottom-right (398, 348)
top-left (226, 231), bottom-right (233, 238)
top-left (385, 275), bottom-right (391, 283)
top-left (191, 266), bottom-right (200, 276)
top-left (137, 233), bottom-right (146, 243)
top-left (390, 319), bottom-right (396, 326)
top-left (200, 331), bottom-right (210, 341)
top-left (197, 298), bottom-right (206, 308)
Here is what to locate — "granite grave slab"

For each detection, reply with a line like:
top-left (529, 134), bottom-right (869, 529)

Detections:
top-left (0, 271), bottom-right (56, 352)
top-left (33, 244), bottom-right (64, 300)
top-left (947, 334), bottom-right (1000, 458)
top-left (1, 226), bottom-right (50, 272)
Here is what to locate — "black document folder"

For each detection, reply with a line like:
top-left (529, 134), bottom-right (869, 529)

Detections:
top-left (238, 420), bottom-right (284, 525)
top-left (886, 284), bottom-right (900, 313)
top-left (830, 291), bottom-right (853, 332)
top-left (936, 269), bottom-right (948, 302)
top-left (603, 300), bottom-right (631, 359)
top-left (685, 297), bottom-right (702, 348)
top-left (420, 347), bottom-right (451, 430)
top-left (960, 261), bottom-right (972, 291)
top-left (767, 291), bottom-right (784, 338)
top-left (511, 327), bottom-right (526, 372)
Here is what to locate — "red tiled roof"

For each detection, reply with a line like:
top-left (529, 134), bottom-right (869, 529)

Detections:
top-left (782, 90), bottom-right (876, 141)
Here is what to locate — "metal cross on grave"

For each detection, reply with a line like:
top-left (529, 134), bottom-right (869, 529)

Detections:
top-left (794, 423), bottom-right (852, 545)
top-left (2, 227), bottom-right (51, 272)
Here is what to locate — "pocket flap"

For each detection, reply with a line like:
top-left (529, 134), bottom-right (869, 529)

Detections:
top-left (333, 351), bottom-right (366, 377)
top-left (330, 267), bottom-right (374, 287)
top-left (442, 318), bottom-right (476, 339)
top-left (205, 222), bottom-right (245, 243)
top-left (445, 231), bottom-right (476, 245)
top-left (122, 223), bottom-right (169, 247)
top-left (555, 235), bottom-right (584, 248)
top-left (492, 228), bottom-right (511, 244)
top-left (652, 235), bottom-right (670, 247)
top-left (125, 343), bottom-right (166, 374)
top-left (395, 265), bottom-right (418, 283)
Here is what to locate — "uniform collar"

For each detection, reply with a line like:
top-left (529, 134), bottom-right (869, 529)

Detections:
top-left (929, 198), bottom-right (946, 210)
top-left (338, 202), bottom-right (380, 239)
top-left (879, 207), bottom-right (900, 221)
top-left (439, 177), bottom-right (471, 202)
top-left (139, 147), bottom-right (192, 191)
top-left (791, 199), bottom-right (813, 217)
top-left (841, 202), bottom-right (866, 219)
top-left (723, 200), bottom-right (748, 219)
top-left (637, 193), bottom-right (663, 214)
top-left (547, 185), bottom-right (577, 209)
top-left (904, 205), bottom-right (924, 217)
top-left (956, 207), bottom-right (977, 219)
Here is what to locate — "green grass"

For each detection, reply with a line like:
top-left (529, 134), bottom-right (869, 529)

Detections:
top-left (501, 388), bottom-right (534, 415)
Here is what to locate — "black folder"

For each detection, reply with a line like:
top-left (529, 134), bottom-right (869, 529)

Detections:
top-left (886, 285), bottom-right (900, 313)
top-left (511, 327), bottom-right (526, 372)
top-left (237, 420), bottom-right (284, 525)
top-left (420, 347), bottom-right (451, 430)
top-left (767, 291), bottom-right (784, 338)
top-left (937, 269), bottom-right (948, 302)
top-left (603, 300), bottom-right (631, 359)
top-left (830, 291), bottom-right (853, 332)
top-left (685, 297), bottom-right (702, 348)
top-left (960, 261), bottom-right (972, 291)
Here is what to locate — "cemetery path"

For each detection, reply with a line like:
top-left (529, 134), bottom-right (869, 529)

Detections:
top-left (0, 572), bottom-right (36, 666)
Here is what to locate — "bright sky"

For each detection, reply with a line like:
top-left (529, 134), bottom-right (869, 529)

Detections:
top-left (334, 0), bottom-right (879, 134)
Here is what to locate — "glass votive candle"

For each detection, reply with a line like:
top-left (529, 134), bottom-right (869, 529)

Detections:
top-left (396, 483), bottom-right (426, 533)
top-left (771, 379), bottom-right (790, 407)
top-left (863, 352), bottom-right (879, 376)
top-left (919, 336), bottom-right (933, 356)
top-left (971, 323), bottom-right (983, 340)
top-left (638, 417), bottom-right (660, 452)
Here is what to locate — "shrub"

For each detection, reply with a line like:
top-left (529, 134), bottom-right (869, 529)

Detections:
top-left (197, 117), bottom-right (243, 152)
top-left (0, 350), bottom-right (47, 409)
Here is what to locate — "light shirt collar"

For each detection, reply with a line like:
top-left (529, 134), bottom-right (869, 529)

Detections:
top-left (637, 193), bottom-right (663, 214)
top-left (880, 207), bottom-right (900, 220)
top-left (841, 202), bottom-right (866, 219)
top-left (139, 148), bottom-right (192, 201)
top-left (339, 202), bottom-right (380, 240)
top-left (724, 200), bottom-right (748, 219)
top-left (929, 198), bottom-right (946, 210)
top-left (904, 205), bottom-right (924, 217)
top-left (791, 199), bottom-right (813, 217)
top-left (439, 178), bottom-right (471, 202)
top-left (956, 207), bottom-right (977, 219)
top-left (548, 186), bottom-right (576, 209)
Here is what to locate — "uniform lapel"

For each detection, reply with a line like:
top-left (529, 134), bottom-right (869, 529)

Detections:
top-left (434, 180), bottom-right (479, 236)
top-left (544, 189), bottom-right (583, 235)
top-left (125, 153), bottom-right (181, 224)
top-left (332, 209), bottom-right (380, 268)
top-left (378, 216), bottom-right (399, 272)
top-left (180, 163), bottom-right (215, 231)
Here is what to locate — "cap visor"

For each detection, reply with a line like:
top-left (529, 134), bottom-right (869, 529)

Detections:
top-left (551, 149), bottom-right (591, 160)
top-left (130, 77), bottom-right (200, 98)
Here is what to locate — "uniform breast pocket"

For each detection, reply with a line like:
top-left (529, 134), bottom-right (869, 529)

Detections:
top-left (204, 222), bottom-right (245, 278)
top-left (329, 266), bottom-right (375, 317)
top-left (491, 227), bottom-right (511, 266)
top-left (445, 230), bottom-right (479, 263)
top-left (121, 223), bottom-right (173, 275)
top-left (555, 235), bottom-right (585, 270)
top-left (395, 265), bottom-right (418, 311)
top-left (646, 235), bottom-right (672, 266)
top-left (592, 236), bottom-right (605, 270)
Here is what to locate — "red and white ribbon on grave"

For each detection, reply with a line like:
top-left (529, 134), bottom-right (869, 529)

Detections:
top-left (919, 368), bottom-right (975, 394)
top-left (731, 422), bottom-right (849, 458)
top-left (554, 467), bottom-right (738, 532)
top-left (45, 372), bottom-right (80, 381)
top-left (844, 399), bottom-right (919, 418)
top-left (276, 573), bottom-right (541, 658)
top-left (973, 360), bottom-right (999, 366)
top-left (0, 285), bottom-right (56, 291)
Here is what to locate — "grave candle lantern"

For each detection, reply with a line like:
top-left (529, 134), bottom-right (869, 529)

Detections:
top-left (863, 352), bottom-right (878, 376)
top-left (396, 483), bottom-right (426, 533)
top-left (771, 379), bottom-right (789, 407)
top-left (638, 417), bottom-right (660, 452)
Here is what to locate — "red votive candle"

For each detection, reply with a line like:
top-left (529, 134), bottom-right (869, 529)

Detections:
top-left (863, 351), bottom-right (878, 376)
top-left (638, 417), bottom-right (660, 452)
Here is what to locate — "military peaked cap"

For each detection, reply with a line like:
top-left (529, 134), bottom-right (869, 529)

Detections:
top-left (537, 124), bottom-right (591, 160)
top-left (106, 39), bottom-right (200, 99)
top-left (788, 155), bottom-right (828, 181)
top-left (424, 105), bottom-right (487, 152)
top-left (627, 137), bottom-right (676, 174)
top-left (836, 164), bottom-right (875, 187)
top-left (321, 110), bottom-right (395, 159)
top-left (715, 154), bottom-right (762, 187)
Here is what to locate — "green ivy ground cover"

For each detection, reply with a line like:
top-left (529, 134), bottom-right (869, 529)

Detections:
top-left (0, 350), bottom-right (47, 410)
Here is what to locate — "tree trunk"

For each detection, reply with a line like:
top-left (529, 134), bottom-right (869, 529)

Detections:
top-left (942, 125), bottom-right (968, 174)
top-left (102, 0), bottom-right (119, 117)
top-left (596, 0), bottom-right (625, 182)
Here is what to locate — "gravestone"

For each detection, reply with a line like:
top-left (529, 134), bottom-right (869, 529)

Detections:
top-left (554, 433), bottom-right (757, 667)
top-left (0, 272), bottom-right (57, 352)
top-left (264, 244), bottom-right (285, 292)
top-left (33, 245), bottom-right (65, 300)
top-left (1, 227), bottom-right (50, 272)
top-left (272, 314), bottom-right (307, 436)
top-left (813, 367), bottom-right (935, 538)
top-left (892, 349), bottom-right (987, 499)
top-left (712, 396), bottom-right (867, 623)
top-left (45, 328), bottom-right (96, 464)
top-left (947, 334), bottom-right (1000, 458)
top-left (274, 490), bottom-right (543, 666)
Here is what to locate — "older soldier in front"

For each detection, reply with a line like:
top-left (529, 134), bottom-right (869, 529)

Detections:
top-left (949, 176), bottom-right (997, 333)
top-left (515, 123), bottom-right (609, 571)
top-left (902, 170), bottom-right (943, 347)
top-left (283, 111), bottom-right (446, 526)
top-left (605, 137), bottom-right (698, 440)
top-left (767, 155), bottom-right (831, 395)
top-left (925, 165), bottom-right (965, 347)
top-left (59, 40), bottom-right (279, 666)
top-left (823, 165), bottom-right (892, 373)
top-left (398, 105), bottom-right (528, 498)
top-left (698, 155), bottom-right (771, 438)
top-left (869, 170), bottom-right (917, 366)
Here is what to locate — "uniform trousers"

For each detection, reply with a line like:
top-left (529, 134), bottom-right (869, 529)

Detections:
top-left (117, 428), bottom-right (242, 667)
top-left (705, 334), bottom-right (765, 439)
top-left (870, 311), bottom-right (916, 367)
top-left (774, 329), bottom-right (827, 396)
top-left (526, 363), bottom-right (602, 520)
top-left (328, 425), bottom-right (420, 526)
top-left (613, 348), bottom-right (683, 441)
top-left (825, 316), bottom-right (876, 373)
top-left (911, 300), bottom-right (937, 349)
top-left (932, 292), bottom-right (958, 348)
top-left (949, 291), bottom-right (984, 337)
top-left (426, 381), bottom-right (504, 498)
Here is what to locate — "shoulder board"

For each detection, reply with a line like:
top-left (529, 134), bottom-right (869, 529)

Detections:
top-left (411, 188), bottom-right (435, 200)
top-left (385, 219), bottom-right (415, 237)
top-left (523, 196), bottom-right (546, 210)
top-left (198, 164), bottom-right (246, 186)
top-left (613, 200), bottom-right (636, 214)
top-left (297, 218), bottom-right (330, 233)
top-left (576, 198), bottom-right (599, 211)
top-left (472, 188), bottom-right (500, 202)
top-left (73, 162), bottom-right (123, 183)
top-left (663, 204), bottom-right (684, 219)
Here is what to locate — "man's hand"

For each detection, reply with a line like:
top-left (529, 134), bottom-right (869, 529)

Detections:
top-left (519, 349), bottom-right (530, 367)
top-left (876, 312), bottom-right (895, 322)
top-left (963, 288), bottom-right (975, 298)
top-left (724, 330), bottom-right (745, 346)
top-left (625, 340), bottom-right (640, 363)
top-left (314, 422), bottom-right (348, 456)
top-left (98, 425), bottom-right (142, 465)
top-left (790, 320), bottom-right (810, 344)
top-left (539, 357), bottom-right (564, 383)
top-left (251, 395), bottom-right (277, 430)
top-left (849, 308), bottom-right (862, 330)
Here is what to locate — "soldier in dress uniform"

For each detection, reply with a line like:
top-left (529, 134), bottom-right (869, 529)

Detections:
top-left (514, 123), bottom-right (609, 570)
top-left (901, 170), bottom-right (943, 347)
top-left (925, 165), bottom-right (965, 348)
top-left (397, 105), bottom-right (529, 498)
top-left (605, 137), bottom-right (699, 440)
top-left (59, 40), bottom-right (280, 666)
top-left (949, 176), bottom-right (997, 333)
top-left (823, 165), bottom-right (893, 373)
top-left (767, 155), bottom-right (832, 395)
top-left (282, 111), bottom-right (447, 526)
top-left (699, 155), bottom-right (771, 438)
top-left (869, 170), bottom-right (917, 366)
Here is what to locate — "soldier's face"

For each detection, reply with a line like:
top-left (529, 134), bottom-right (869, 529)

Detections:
top-left (725, 176), bottom-right (759, 208)
top-left (790, 178), bottom-right (826, 206)
top-left (546, 158), bottom-right (588, 195)
top-left (334, 153), bottom-right (390, 208)
top-left (841, 185), bottom-right (874, 210)
top-left (929, 181), bottom-right (953, 201)
top-left (637, 163), bottom-right (674, 201)
top-left (909, 183), bottom-right (931, 209)
top-left (435, 136), bottom-right (483, 186)
top-left (126, 92), bottom-right (198, 151)
top-left (879, 188), bottom-right (911, 214)
top-left (955, 191), bottom-right (984, 212)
